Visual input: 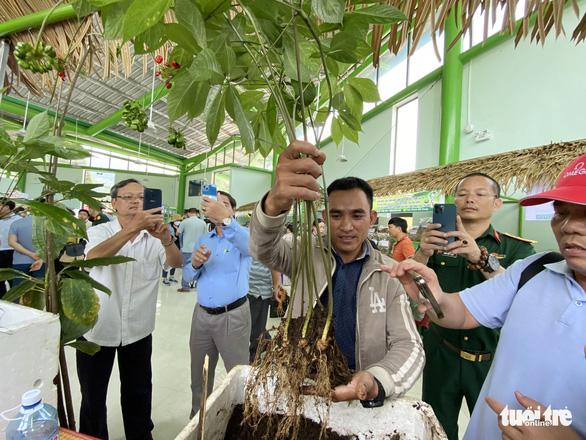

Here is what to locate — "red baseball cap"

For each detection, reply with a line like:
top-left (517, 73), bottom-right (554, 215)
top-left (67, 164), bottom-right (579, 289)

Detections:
top-left (520, 153), bottom-right (586, 206)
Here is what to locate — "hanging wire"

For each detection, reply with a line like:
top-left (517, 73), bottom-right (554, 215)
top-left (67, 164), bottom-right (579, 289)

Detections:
top-left (147, 57), bottom-right (157, 131)
top-left (22, 91), bottom-right (31, 130)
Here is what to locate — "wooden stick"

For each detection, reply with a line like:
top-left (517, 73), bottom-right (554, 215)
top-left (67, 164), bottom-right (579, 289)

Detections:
top-left (197, 354), bottom-right (209, 440)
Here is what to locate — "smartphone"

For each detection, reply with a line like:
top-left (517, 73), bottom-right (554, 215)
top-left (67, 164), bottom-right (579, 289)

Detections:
top-left (432, 203), bottom-right (457, 244)
top-left (408, 271), bottom-right (444, 319)
top-left (143, 188), bottom-right (163, 213)
top-left (201, 183), bottom-right (217, 200)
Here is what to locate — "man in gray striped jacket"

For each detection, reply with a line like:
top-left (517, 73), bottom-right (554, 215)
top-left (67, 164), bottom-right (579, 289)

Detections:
top-left (250, 140), bottom-right (424, 406)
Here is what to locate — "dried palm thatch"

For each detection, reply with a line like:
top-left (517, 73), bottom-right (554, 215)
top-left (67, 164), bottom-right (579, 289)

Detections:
top-left (0, 1), bottom-right (175, 96)
top-left (370, 0), bottom-right (584, 67)
top-left (369, 139), bottom-right (586, 196)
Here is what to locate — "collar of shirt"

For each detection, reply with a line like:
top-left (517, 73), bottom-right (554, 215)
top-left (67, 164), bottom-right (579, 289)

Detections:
top-left (477, 224), bottom-right (501, 244)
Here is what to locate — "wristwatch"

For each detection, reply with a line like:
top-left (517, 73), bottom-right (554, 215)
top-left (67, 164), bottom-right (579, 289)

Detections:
top-left (482, 253), bottom-right (501, 273)
top-left (222, 217), bottom-right (233, 227)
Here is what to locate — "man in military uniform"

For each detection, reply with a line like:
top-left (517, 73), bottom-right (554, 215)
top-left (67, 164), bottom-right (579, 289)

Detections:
top-left (413, 173), bottom-right (535, 440)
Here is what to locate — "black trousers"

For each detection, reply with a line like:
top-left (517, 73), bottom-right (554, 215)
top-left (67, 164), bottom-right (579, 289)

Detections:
top-left (247, 294), bottom-right (271, 362)
top-left (0, 249), bottom-right (13, 298)
top-left (76, 334), bottom-right (154, 440)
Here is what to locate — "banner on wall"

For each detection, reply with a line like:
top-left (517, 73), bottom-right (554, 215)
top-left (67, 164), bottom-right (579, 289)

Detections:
top-left (373, 191), bottom-right (444, 214)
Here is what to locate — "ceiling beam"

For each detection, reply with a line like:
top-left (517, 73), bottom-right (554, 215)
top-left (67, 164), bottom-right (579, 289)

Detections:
top-left (184, 137), bottom-right (238, 172)
top-left (0, 4), bottom-right (87, 37)
top-left (86, 83), bottom-right (170, 136)
top-left (0, 94), bottom-right (185, 165)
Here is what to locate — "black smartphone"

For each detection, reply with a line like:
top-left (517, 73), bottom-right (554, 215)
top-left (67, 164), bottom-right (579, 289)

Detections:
top-left (143, 188), bottom-right (163, 213)
top-left (408, 271), bottom-right (444, 319)
top-left (432, 203), bottom-right (457, 244)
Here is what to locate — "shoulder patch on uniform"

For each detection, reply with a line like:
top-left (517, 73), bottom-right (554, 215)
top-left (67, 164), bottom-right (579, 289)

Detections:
top-left (501, 232), bottom-right (537, 244)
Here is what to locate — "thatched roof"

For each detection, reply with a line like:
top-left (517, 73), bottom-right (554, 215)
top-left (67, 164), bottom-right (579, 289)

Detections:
top-left (369, 139), bottom-right (586, 196)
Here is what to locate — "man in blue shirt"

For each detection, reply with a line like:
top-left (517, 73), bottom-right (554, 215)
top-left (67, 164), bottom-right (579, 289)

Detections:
top-left (183, 191), bottom-right (251, 418)
top-left (386, 153), bottom-right (586, 439)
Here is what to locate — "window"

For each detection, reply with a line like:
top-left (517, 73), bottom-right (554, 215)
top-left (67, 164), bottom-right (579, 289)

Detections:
top-left (390, 97), bottom-right (419, 175)
top-left (213, 169), bottom-right (230, 192)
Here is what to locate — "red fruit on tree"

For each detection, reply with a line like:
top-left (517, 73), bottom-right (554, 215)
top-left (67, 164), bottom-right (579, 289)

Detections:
top-left (155, 71), bottom-right (161, 77)
top-left (165, 82), bottom-right (172, 89)
top-left (171, 60), bottom-right (180, 69)
top-left (154, 55), bottom-right (163, 64)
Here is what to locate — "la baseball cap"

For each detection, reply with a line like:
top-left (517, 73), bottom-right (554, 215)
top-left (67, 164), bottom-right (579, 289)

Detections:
top-left (520, 153), bottom-right (586, 206)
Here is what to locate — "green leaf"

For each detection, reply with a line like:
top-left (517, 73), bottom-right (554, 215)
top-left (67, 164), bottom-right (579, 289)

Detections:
top-left (193, 48), bottom-right (224, 84)
top-left (167, 72), bottom-right (210, 121)
top-left (344, 84), bottom-right (363, 118)
top-left (3, 280), bottom-right (37, 303)
top-left (0, 268), bottom-right (33, 282)
top-left (46, 138), bottom-right (91, 160)
top-left (206, 86), bottom-right (226, 146)
top-left (60, 278), bottom-right (100, 326)
top-left (265, 95), bottom-right (278, 136)
top-left (312, 0), bottom-right (345, 24)
top-left (102, 0), bottom-right (131, 40)
top-left (195, 0), bottom-right (230, 18)
top-left (218, 44), bottom-right (237, 80)
top-left (328, 31), bottom-right (370, 63)
top-left (33, 215), bottom-right (71, 261)
top-left (66, 256), bottom-right (135, 268)
top-left (349, 5), bottom-right (406, 24)
top-left (60, 268), bottom-right (112, 295)
top-left (64, 184), bottom-right (109, 209)
top-left (226, 86), bottom-right (255, 154)
top-left (0, 125), bottom-right (16, 155)
top-left (65, 340), bottom-right (101, 355)
top-left (240, 91), bottom-right (265, 112)
top-left (133, 22), bottom-right (166, 54)
top-left (348, 77), bottom-right (380, 102)
top-left (175, 0), bottom-right (207, 49)
top-left (165, 23), bottom-right (200, 54)
top-left (283, 31), bottom-right (321, 83)
top-left (256, 116), bottom-right (272, 157)
top-left (20, 201), bottom-right (85, 234)
top-left (331, 116), bottom-right (343, 145)
top-left (21, 289), bottom-right (45, 310)
top-left (338, 107), bottom-right (361, 131)
top-left (340, 119), bottom-right (359, 143)
top-left (325, 56), bottom-right (340, 77)
top-left (72, 0), bottom-right (94, 17)
top-left (23, 112), bottom-right (51, 143)
top-left (60, 314), bottom-right (93, 344)
top-left (122, 0), bottom-right (172, 41)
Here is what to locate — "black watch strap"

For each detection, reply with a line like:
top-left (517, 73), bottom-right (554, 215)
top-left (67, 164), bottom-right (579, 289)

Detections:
top-left (360, 377), bottom-right (386, 408)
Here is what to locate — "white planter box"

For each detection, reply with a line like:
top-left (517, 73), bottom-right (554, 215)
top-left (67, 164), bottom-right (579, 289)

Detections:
top-left (176, 366), bottom-right (447, 440)
top-left (0, 301), bottom-right (60, 435)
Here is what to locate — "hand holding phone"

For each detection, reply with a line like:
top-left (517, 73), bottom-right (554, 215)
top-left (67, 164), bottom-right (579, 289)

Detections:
top-left (408, 270), bottom-right (444, 319)
top-left (432, 203), bottom-right (457, 244)
top-left (144, 188), bottom-right (163, 214)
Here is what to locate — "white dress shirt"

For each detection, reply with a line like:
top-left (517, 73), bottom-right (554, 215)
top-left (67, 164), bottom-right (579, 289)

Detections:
top-left (84, 219), bottom-right (166, 347)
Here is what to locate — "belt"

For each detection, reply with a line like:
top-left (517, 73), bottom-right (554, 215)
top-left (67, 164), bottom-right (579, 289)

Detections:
top-left (199, 296), bottom-right (247, 315)
top-left (441, 338), bottom-right (493, 362)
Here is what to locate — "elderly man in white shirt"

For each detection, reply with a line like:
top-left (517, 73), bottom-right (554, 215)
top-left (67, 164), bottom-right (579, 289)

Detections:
top-left (76, 178), bottom-right (182, 440)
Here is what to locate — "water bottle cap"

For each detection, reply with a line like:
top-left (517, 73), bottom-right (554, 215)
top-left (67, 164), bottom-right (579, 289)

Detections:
top-left (21, 389), bottom-right (42, 408)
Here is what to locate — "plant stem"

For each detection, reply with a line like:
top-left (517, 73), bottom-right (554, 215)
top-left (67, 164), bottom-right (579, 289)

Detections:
top-left (33, 0), bottom-right (65, 50)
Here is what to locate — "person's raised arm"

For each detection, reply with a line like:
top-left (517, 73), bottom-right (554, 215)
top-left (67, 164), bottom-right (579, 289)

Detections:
top-left (381, 259), bottom-right (480, 329)
top-left (86, 208), bottom-right (164, 259)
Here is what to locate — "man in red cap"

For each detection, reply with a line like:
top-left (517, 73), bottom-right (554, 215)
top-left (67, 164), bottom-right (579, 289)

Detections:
top-left (383, 153), bottom-right (586, 439)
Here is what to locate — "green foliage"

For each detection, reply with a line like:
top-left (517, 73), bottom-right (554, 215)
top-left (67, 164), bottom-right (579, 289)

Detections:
top-left (65, 255), bottom-right (136, 268)
top-left (65, 340), bottom-right (101, 355)
top-left (60, 278), bottom-right (100, 326)
top-left (96, 0), bottom-right (407, 152)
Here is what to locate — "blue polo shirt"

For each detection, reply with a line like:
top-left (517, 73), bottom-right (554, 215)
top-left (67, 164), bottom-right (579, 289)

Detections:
top-left (182, 221), bottom-right (251, 308)
top-left (460, 253), bottom-right (586, 440)
top-left (320, 244), bottom-right (370, 370)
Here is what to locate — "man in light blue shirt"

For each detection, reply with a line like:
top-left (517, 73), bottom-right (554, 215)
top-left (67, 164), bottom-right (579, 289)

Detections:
top-left (0, 200), bottom-right (21, 298)
top-left (8, 215), bottom-right (45, 287)
top-left (183, 191), bottom-right (251, 418)
top-left (386, 153), bottom-right (586, 440)
top-left (177, 207), bottom-right (207, 292)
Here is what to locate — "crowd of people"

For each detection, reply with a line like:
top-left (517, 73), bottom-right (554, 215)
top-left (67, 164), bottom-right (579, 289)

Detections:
top-left (2, 143), bottom-right (584, 440)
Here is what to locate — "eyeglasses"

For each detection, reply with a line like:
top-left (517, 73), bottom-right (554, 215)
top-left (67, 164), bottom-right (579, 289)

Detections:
top-left (116, 194), bottom-right (144, 202)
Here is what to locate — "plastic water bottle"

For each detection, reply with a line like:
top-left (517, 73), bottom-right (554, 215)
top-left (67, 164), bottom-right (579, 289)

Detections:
top-left (6, 389), bottom-right (58, 440)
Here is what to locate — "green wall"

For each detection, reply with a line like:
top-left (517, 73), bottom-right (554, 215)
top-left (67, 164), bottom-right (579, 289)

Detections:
top-left (229, 167), bottom-right (271, 207)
